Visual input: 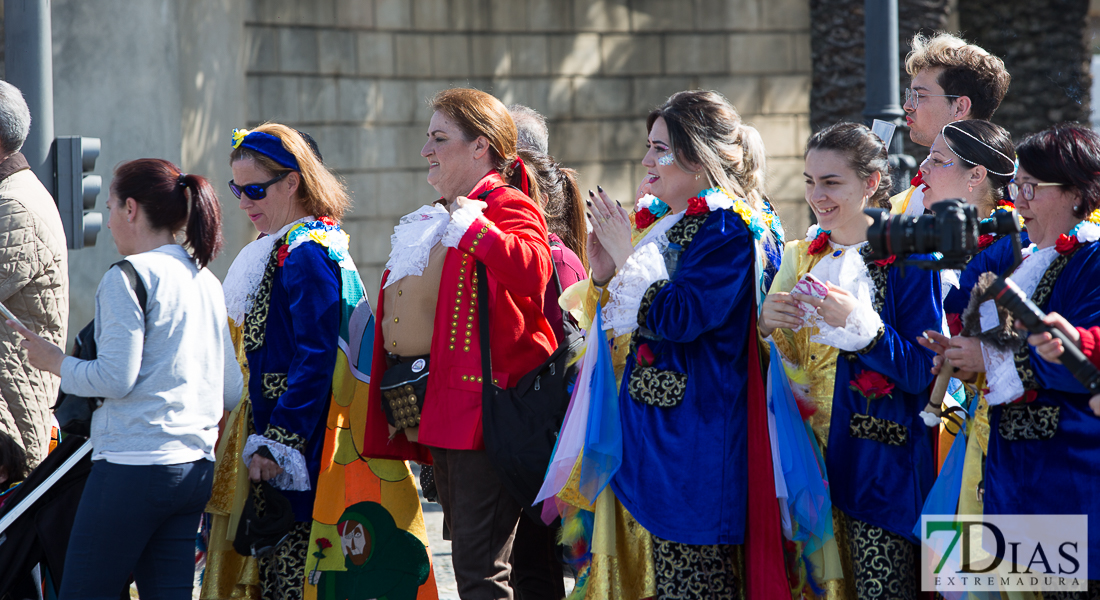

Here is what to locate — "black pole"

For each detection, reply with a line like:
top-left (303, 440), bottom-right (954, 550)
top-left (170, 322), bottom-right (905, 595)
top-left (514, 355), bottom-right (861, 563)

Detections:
top-left (4, 0), bottom-right (55, 197)
top-left (864, 0), bottom-right (915, 192)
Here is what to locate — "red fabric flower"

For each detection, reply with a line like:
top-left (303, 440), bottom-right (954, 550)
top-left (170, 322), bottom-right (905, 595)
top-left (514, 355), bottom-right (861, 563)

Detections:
top-left (634, 208), bottom-right (656, 231)
top-left (316, 538), bottom-right (332, 550)
top-left (872, 255), bottom-right (896, 267)
top-left (806, 231), bottom-right (830, 255)
top-left (685, 196), bottom-right (709, 216)
top-left (635, 343), bottom-right (655, 367)
top-left (910, 171), bottom-right (924, 188)
top-left (276, 244), bottom-right (290, 267)
top-left (319, 216), bottom-right (337, 227)
top-left (997, 199), bottom-right (1015, 210)
top-left (978, 234), bottom-right (996, 251)
top-left (848, 370), bottom-right (894, 401)
top-left (1055, 233), bottom-right (1080, 256)
top-left (947, 313), bottom-right (964, 337)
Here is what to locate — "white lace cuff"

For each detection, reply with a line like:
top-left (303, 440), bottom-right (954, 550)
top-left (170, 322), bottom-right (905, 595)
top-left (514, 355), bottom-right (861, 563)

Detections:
top-left (242, 434), bottom-right (311, 491)
top-left (811, 301), bottom-right (884, 352)
top-left (982, 343), bottom-right (1025, 406)
top-left (442, 204), bottom-right (485, 249)
top-left (602, 243), bottom-right (669, 337)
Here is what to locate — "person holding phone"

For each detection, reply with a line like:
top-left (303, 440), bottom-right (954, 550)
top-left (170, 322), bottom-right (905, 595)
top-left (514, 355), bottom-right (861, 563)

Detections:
top-left (759, 123), bottom-right (942, 599)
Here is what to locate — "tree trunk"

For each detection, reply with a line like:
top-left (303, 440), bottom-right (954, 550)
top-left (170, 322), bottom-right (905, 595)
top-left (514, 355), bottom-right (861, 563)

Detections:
top-left (959, 0), bottom-right (1091, 138)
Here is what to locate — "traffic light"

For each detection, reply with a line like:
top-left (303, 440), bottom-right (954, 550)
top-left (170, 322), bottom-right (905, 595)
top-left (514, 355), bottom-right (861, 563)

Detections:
top-left (55, 136), bottom-right (103, 250)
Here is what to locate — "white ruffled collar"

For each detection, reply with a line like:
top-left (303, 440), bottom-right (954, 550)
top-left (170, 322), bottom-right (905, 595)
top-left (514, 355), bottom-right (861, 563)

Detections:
top-left (223, 217), bottom-right (313, 326)
top-left (384, 204), bottom-right (450, 288)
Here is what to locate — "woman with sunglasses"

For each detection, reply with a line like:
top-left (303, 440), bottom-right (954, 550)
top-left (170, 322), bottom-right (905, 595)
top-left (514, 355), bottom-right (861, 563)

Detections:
top-left (10, 159), bottom-right (242, 599)
top-left (218, 124), bottom-right (433, 600)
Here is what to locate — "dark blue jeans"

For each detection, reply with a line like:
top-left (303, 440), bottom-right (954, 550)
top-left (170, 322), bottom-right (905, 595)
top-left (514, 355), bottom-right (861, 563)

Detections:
top-left (59, 459), bottom-right (214, 600)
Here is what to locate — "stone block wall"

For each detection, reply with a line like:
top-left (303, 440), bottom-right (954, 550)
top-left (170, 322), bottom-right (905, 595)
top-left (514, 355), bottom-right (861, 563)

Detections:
top-left (249, 0), bottom-right (810, 300)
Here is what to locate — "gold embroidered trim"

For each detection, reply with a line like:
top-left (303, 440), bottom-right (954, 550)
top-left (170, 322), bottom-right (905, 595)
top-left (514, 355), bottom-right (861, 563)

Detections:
top-left (262, 373), bottom-right (289, 401)
top-left (242, 238), bottom-right (285, 353)
top-left (263, 423), bottom-right (307, 452)
top-left (998, 404), bottom-right (1060, 441)
top-left (638, 280), bottom-right (669, 329)
top-left (627, 366), bottom-right (687, 407)
top-left (665, 213), bottom-right (706, 249)
top-left (849, 413), bottom-right (909, 447)
top-left (1013, 250), bottom-right (1075, 391)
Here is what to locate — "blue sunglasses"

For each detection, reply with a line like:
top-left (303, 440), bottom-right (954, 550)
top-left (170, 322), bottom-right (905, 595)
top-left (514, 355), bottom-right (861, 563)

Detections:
top-left (228, 171), bottom-right (289, 200)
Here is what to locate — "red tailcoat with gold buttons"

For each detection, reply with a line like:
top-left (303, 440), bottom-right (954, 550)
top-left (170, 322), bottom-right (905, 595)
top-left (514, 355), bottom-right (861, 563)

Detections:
top-left (361, 171), bottom-right (556, 460)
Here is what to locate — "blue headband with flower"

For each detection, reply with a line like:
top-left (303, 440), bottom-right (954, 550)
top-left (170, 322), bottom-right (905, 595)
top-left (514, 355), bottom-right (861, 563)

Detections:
top-left (231, 129), bottom-right (300, 171)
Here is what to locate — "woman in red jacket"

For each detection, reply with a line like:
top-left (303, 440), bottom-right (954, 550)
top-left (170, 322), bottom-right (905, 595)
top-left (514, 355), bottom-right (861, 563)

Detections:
top-left (363, 88), bottom-right (555, 599)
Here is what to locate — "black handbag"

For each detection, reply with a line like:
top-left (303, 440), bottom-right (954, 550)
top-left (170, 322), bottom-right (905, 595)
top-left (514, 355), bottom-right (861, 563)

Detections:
top-left (379, 355), bottom-right (429, 430)
top-left (53, 260), bottom-right (146, 436)
top-left (478, 259), bottom-right (583, 523)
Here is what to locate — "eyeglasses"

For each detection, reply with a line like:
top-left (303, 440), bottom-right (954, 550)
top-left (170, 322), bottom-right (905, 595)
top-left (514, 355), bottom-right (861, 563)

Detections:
top-left (1007, 181), bottom-right (1064, 202)
top-left (905, 88), bottom-right (961, 109)
top-left (228, 171), bottom-right (290, 200)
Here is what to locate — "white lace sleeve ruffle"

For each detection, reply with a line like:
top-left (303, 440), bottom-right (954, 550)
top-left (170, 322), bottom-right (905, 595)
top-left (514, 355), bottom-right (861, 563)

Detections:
top-left (982, 342), bottom-right (1025, 406)
top-left (384, 205), bottom-right (450, 288)
top-left (602, 243), bottom-right (669, 337)
top-left (812, 300), bottom-right (884, 352)
top-left (442, 204), bottom-right (485, 248)
top-left (242, 434), bottom-right (311, 491)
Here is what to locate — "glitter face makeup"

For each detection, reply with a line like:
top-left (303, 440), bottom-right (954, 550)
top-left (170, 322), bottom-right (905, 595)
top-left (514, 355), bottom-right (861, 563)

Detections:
top-left (657, 152), bottom-right (675, 166)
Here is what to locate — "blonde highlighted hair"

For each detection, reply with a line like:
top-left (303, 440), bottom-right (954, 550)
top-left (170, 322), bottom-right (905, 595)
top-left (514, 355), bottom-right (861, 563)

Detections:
top-left (229, 123), bottom-right (350, 221)
top-left (905, 32), bottom-right (1010, 121)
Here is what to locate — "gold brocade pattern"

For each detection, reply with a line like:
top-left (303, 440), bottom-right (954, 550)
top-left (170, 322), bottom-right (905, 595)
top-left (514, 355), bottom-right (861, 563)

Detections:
top-left (652, 537), bottom-right (739, 600)
top-left (846, 517), bottom-right (918, 600)
top-left (767, 241), bottom-right (839, 441)
top-left (202, 321), bottom-right (260, 600)
top-left (636, 280), bottom-right (667, 329)
top-left (627, 366), bottom-right (687, 407)
top-left (261, 373), bottom-right (288, 400)
top-left (257, 521), bottom-right (310, 600)
top-left (1015, 250), bottom-right (1075, 391)
top-left (848, 413), bottom-right (910, 446)
top-left (243, 239), bottom-right (283, 353)
top-left (666, 213), bottom-right (705, 249)
top-left (583, 489), bottom-right (657, 600)
top-left (957, 392), bottom-right (990, 516)
top-left (998, 404), bottom-right (1060, 441)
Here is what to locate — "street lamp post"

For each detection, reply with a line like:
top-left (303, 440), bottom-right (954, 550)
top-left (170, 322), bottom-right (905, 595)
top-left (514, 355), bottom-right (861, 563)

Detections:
top-left (4, 0), bottom-right (54, 196)
top-left (864, 0), bottom-right (916, 192)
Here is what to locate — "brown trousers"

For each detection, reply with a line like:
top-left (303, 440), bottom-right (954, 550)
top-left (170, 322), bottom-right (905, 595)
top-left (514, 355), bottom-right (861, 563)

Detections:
top-left (430, 447), bottom-right (524, 600)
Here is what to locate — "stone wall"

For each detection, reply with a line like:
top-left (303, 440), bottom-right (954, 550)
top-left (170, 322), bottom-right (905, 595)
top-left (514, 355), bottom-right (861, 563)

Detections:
top-left (243, 0), bottom-right (813, 301)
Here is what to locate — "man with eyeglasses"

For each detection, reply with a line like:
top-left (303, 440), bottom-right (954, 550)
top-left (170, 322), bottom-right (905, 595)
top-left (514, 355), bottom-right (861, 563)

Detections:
top-left (891, 32), bottom-right (1011, 217)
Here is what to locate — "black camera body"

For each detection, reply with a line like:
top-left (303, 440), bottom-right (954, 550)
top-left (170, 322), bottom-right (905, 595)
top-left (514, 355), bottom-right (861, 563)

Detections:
top-left (864, 199), bottom-right (1021, 270)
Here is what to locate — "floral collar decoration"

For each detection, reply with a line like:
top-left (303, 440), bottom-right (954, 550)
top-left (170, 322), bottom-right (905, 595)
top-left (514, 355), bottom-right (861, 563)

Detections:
top-left (805, 224), bottom-right (832, 256)
top-left (977, 199), bottom-right (1022, 251)
top-left (276, 216), bottom-right (354, 268)
top-left (1054, 219), bottom-right (1100, 256)
top-left (634, 194), bottom-right (671, 231)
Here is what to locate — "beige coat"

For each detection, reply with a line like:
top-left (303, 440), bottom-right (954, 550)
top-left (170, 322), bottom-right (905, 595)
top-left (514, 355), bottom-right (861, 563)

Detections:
top-left (0, 153), bottom-right (68, 469)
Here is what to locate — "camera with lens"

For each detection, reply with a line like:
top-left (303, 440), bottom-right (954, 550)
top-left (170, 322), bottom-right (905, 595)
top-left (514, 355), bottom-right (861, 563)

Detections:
top-left (864, 199), bottom-right (1021, 270)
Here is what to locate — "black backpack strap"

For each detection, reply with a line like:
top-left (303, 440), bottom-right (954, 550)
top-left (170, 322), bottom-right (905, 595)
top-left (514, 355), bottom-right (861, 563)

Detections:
top-left (477, 261), bottom-right (494, 399)
top-left (475, 184), bottom-right (521, 202)
top-left (113, 260), bottom-right (148, 314)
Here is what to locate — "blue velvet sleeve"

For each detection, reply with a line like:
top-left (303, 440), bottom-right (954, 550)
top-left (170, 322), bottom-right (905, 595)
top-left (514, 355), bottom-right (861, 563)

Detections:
top-left (947, 233), bottom-right (1028, 315)
top-left (1031, 244), bottom-right (1100, 395)
top-left (644, 211), bottom-right (753, 343)
top-left (268, 242), bottom-right (341, 440)
top-left (850, 260), bottom-right (941, 395)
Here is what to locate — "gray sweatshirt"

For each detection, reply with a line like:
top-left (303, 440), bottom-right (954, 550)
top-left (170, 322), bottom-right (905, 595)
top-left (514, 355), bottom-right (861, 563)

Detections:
top-left (60, 244), bottom-right (243, 464)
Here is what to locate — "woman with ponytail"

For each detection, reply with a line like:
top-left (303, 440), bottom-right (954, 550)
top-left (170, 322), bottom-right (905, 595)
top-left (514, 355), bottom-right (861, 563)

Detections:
top-left (11, 159), bottom-right (244, 599)
top-left (363, 88), bottom-right (555, 599)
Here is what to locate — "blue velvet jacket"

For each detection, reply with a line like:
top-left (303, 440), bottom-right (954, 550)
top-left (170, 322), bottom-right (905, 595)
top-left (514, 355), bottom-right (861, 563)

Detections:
top-left (984, 240), bottom-right (1100, 579)
top-left (246, 240), bottom-right (342, 522)
top-left (611, 209), bottom-right (773, 546)
top-left (945, 232), bottom-right (1030, 315)
top-left (825, 253), bottom-right (942, 542)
